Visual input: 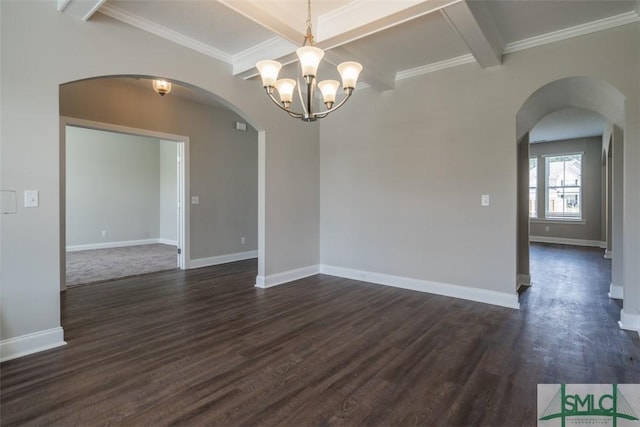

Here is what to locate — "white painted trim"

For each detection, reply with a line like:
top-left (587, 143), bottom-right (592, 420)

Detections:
top-left (66, 238), bottom-right (162, 252)
top-left (255, 265), bottom-right (320, 289)
top-left (393, 11), bottom-right (639, 82)
top-left (609, 284), bottom-right (624, 299)
top-left (158, 239), bottom-right (178, 246)
top-left (504, 11), bottom-right (640, 55)
top-left (98, 3), bottom-right (233, 64)
top-left (57, 0), bottom-right (71, 12)
top-left (619, 309), bottom-right (640, 332)
top-left (529, 236), bottom-right (605, 248)
top-left (1, 327), bottom-right (66, 362)
top-left (233, 37), bottom-right (297, 76)
top-left (604, 249), bottom-right (613, 259)
top-left (188, 250), bottom-right (258, 269)
top-left (395, 54), bottom-right (476, 81)
top-left (320, 265), bottom-right (520, 309)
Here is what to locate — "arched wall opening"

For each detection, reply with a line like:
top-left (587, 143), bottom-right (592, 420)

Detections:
top-left (59, 75), bottom-right (266, 291)
top-left (515, 77), bottom-right (625, 320)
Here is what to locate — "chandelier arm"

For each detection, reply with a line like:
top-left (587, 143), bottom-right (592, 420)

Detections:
top-left (265, 88), bottom-right (304, 119)
top-left (296, 73), bottom-right (309, 116)
top-left (312, 90), bottom-right (353, 119)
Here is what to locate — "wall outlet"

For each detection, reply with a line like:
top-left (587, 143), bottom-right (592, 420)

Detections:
top-left (191, 196), bottom-right (200, 205)
top-left (101, 230), bottom-right (108, 237)
top-left (481, 194), bottom-right (490, 207)
top-left (241, 237), bottom-right (246, 245)
top-left (545, 226), bottom-right (550, 232)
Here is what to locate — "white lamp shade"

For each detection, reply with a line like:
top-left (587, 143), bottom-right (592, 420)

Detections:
top-left (256, 60), bottom-right (282, 87)
top-left (318, 80), bottom-right (340, 104)
top-left (296, 46), bottom-right (324, 77)
top-left (153, 79), bottom-right (172, 95)
top-left (337, 61), bottom-right (363, 89)
top-left (275, 79), bottom-right (296, 104)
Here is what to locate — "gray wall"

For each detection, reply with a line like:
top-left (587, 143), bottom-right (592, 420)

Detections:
top-left (66, 126), bottom-right (162, 246)
top-left (60, 78), bottom-right (258, 260)
top-left (529, 136), bottom-right (603, 242)
top-left (159, 140), bottom-right (178, 243)
top-left (320, 23), bottom-right (640, 301)
top-left (1, 1), bottom-right (320, 345)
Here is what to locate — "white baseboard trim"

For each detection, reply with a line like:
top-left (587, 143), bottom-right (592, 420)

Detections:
top-left (0, 327), bottom-right (66, 362)
top-left (604, 249), bottom-right (613, 259)
top-left (66, 238), bottom-right (162, 252)
top-left (319, 265), bottom-right (520, 309)
top-left (158, 238), bottom-right (178, 246)
top-left (609, 283), bottom-right (624, 299)
top-left (618, 309), bottom-right (640, 333)
top-left (255, 265), bottom-right (320, 289)
top-left (188, 250), bottom-right (258, 269)
top-left (517, 274), bottom-right (531, 288)
top-left (529, 236), bottom-right (605, 248)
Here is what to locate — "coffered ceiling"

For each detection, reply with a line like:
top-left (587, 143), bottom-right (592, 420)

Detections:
top-left (58, 0), bottom-right (639, 140)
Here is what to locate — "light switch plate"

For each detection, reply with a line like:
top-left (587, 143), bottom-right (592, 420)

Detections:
top-left (481, 194), bottom-right (490, 207)
top-left (24, 190), bottom-right (39, 208)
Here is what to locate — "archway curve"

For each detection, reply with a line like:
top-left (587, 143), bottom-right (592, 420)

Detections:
top-left (61, 74), bottom-right (266, 132)
top-left (515, 75), bottom-right (626, 316)
top-left (59, 74), bottom-right (266, 287)
top-left (516, 76), bottom-right (625, 141)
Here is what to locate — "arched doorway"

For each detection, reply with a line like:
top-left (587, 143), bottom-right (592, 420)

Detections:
top-left (59, 75), bottom-right (264, 290)
top-left (515, 76), bottom-right (625, 323)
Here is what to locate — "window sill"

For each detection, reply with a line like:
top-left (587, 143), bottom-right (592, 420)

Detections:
top-left (530, 218), bottom-right (586, 225)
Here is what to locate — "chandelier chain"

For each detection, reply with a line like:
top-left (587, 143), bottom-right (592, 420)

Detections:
top-left (303, 0), bottom-right (315, 46)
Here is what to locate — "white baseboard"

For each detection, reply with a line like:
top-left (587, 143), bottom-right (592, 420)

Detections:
top-left (618, 309), bottom-right (640, 332)
top-left (517, 274), bottom-right (531, 288)
top-left (609, 283), bottom-right (624, 299)
top-left (188, 250), bottom-right (258, 269)
top-left (66, 238), bottom-right (162, 252)
top-left (319, 265), bottom-right (520, 309)
top-left (158, 238), bottom-right (178, 246)
top-left (0, 327), bottom-right (66, 362)
top-left (529, 236), bottom-right (606, 248)
top-left (255, 265), bottom-right (320, 289)
top-left (604, 249), bottom-right (613, 259)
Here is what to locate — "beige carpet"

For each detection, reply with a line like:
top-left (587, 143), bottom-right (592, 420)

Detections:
top-left (66, 244), bottom-right (177, 287)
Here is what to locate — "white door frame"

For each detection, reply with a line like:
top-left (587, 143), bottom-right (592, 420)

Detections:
top-left (60, 116), bottom-right (190, 290)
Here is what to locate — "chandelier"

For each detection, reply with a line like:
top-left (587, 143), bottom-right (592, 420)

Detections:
top-left (256, 0), bottom-right (362, 122)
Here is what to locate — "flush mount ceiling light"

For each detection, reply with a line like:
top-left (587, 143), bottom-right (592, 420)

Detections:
top-left (256, 0), bottom-right (363, 122)
top-left (153, 79), bottom-right (172, 96)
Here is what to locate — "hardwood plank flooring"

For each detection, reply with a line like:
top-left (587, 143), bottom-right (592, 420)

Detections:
top-left (1, 243), bottom-right (639, 426)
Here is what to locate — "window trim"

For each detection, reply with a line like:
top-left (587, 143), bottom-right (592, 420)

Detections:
top-left (542, 152), bottom-right (583, 221)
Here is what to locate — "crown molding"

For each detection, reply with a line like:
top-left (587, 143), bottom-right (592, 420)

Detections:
top-left (503, 10), bottom-right (640, 54)
top-left (395, 54), bottom-right (475, 80)
top-left (232, 37), bottom-right (298, 76)
top-left (99, 3), bottom-right (233, 64)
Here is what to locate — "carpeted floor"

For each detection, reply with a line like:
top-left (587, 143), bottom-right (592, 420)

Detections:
top-left (66, 244), bottom-right (178, 287)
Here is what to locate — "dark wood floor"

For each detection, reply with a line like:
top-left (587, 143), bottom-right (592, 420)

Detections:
top-left (1, 244), bottom-right (639, 426)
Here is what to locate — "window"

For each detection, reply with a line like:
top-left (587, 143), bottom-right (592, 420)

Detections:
top-left (529, 158), bottom-right (537, 218)
top-left (545, 154), bottom-right (582, 219)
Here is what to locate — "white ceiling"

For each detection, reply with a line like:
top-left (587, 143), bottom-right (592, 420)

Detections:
top-left (59, 0), bottom-right (640, 140)
top-left (530, 108), bottom-right (607, 144)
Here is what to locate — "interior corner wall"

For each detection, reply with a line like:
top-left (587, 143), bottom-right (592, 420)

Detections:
top-left (320, 22), bottom-right (639, 306)
top-left (0, 1), bottom-right (320, 350)
top-left (517, 134), bottom-right (530, 283)
top-left (529, 136), bottom-right (603, 243)
top-left (66, 126), bottom-right (162, 247)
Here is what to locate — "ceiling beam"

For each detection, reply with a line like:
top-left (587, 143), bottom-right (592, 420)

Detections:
top-left (57, 0), bottom-right (106, 21)
top-left (229, 0), bottom-right (458, 90)
top-left (441, 0), bottom-right (503, 68)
